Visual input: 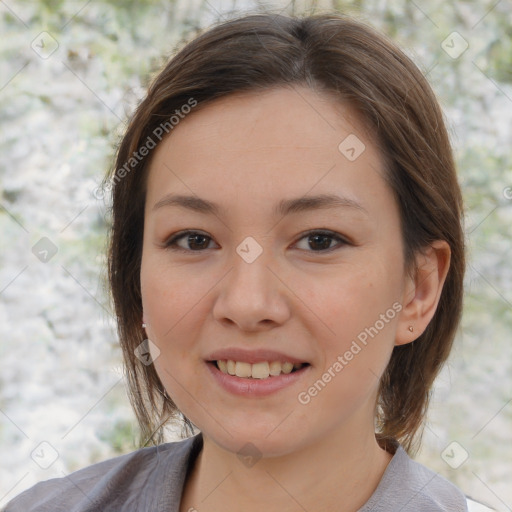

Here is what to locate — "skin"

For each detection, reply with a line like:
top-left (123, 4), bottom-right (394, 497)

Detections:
top-left (140, 85), bottom-right (450, 512)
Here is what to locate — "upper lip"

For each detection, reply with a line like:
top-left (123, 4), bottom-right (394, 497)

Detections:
top-left (206, 347), bottom-right (308, 365)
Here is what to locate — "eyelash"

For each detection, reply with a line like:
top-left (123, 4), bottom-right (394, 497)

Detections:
top-left (163, 229), bottom-right (350, 254)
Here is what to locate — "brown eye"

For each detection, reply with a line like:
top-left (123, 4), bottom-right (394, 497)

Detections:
top-left (164, 231), bottom-right (216, 252)
top-left (163, 229), bottom-right (349, 254)
top-left (295, 230), bottom-right (349, 253)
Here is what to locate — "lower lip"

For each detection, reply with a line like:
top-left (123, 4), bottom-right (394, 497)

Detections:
top-left (206, 362), bottom-right (310, 397)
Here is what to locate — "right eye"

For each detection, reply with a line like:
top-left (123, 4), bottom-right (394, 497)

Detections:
top-left (163, 230), bottom-right (217, 252)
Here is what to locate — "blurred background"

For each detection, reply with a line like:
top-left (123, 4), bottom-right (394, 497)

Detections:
top-left (0, 0), bottom-right (511, 510)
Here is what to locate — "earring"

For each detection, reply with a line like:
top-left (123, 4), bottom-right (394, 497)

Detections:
top-left (408, 326), bottom-right (414, 332)
top-left (142, 322), bottom-right (147, 328)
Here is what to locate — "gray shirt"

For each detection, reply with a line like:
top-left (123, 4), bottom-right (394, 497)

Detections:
top-left (3, 433), bottom-right (469, 511)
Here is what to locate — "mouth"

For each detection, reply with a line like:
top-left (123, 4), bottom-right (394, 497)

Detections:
top-left (208, 360), bottom-right (310, 379)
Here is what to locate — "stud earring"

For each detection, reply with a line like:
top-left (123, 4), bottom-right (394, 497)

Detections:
top-left (142, 322), bottom-right (147, 329)
top-left (408, 326), bottom-right (414, 332)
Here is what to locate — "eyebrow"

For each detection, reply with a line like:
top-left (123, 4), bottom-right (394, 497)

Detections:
top-left (152, 193), bottom-right (368, 217)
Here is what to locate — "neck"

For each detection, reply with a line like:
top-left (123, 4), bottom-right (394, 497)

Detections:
top-left (180, 425), bottom-right (393, 512)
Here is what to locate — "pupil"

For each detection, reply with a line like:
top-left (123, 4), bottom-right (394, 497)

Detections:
top-left (310, 234), bottom-right (331, 251)
top-left (189, 234), bottom-right (208, 250)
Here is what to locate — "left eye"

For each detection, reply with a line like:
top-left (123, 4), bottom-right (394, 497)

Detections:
top-left (163, 230), bottom-right (349, 253)
top-left (295, 230), bottom-right (349, 252)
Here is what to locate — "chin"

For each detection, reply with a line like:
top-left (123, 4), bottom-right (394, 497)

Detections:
top-left (199, 419), bottom-right (310, 460)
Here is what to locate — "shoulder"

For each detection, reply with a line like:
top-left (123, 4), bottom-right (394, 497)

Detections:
top-left (359, 445), bottom-right (469, 512)
top-left (2, 433), bottom-right (202, 512)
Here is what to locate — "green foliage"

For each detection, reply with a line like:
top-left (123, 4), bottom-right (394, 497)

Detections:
top-left (98, 419), bottom-right (138, 454)
top-left (486, 30), bottom-right (512, 84)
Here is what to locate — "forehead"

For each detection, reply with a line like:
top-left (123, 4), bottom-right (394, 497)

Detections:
top-left (144, 86), bottom-right (388, 216)
top-left (153, 86), bottom-right (371, 157)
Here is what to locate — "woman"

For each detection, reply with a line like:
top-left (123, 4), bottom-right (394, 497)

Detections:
top-left (5, 11), bottom-right (469, 512)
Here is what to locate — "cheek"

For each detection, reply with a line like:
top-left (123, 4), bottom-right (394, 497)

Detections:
top-left (299, 263), bottom-right (396, 336)
top-left (141, 255), bottom-right (202, 340)
top-left (140, 255), bottom-right (211, 387)
top-left (296, 262), bottom-right (400, 388)
top-left (141, 260), bottom-right (207, 413)
top-left (295, 274), bottom-right (398, 424)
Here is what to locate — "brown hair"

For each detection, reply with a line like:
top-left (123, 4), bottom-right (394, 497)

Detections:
top-left (103, 11), bottom-right (465, 454)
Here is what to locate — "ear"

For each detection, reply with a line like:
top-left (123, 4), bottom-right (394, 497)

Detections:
top-left (395, 240), bottom-right (451, 346)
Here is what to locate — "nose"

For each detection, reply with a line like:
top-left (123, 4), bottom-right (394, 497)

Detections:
top-left (212, 244), bottom-right (291, 332)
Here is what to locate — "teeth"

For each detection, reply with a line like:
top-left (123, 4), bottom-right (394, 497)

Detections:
top-left (251, 362), bottom-right (270, 379)
top-left (269, 361), bottom-right (282, 376)
top-left (216, 360), bottom-right (304, 378)
top-left (235, 361), bottom-right (251, 378)
top-left (227, 360), bottom-right (236, 375)
top-left (281, 362), bottom-right (294, 374)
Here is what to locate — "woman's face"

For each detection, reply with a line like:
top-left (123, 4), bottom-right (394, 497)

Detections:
top-left (141, 86), bottom-right (410, 456)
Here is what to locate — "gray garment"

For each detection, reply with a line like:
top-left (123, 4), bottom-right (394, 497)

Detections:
top-left (3, 433), bottom-right (468, 512)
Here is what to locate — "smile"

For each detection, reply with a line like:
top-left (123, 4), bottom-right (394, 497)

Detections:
top-left (214, 360), bottom-right (307, 379)
top-left (206, 360), bottom-right (311, 397)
